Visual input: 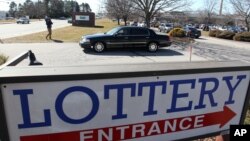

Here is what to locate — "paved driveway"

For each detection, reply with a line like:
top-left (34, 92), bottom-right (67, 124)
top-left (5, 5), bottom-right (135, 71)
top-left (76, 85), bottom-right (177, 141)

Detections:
top-left (0, 43), bottom-right (206, 67)
top-left (0, 19), bottom-right (71, 39)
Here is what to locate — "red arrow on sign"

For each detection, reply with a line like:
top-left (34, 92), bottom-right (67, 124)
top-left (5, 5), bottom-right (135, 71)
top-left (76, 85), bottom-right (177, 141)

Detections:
top-left (203, 106), bottom-right (236, 128)
top-left (20, 106), bottom-right (236, 141)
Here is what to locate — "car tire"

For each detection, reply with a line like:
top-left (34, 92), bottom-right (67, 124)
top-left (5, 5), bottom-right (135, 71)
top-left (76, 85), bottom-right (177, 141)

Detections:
top-left (94, 42), bottom-right (105, 53)
top-left (148, 42), bottom-right (158, 52)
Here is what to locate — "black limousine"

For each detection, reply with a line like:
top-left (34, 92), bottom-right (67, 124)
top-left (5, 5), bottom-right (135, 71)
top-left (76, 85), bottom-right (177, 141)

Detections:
top-left (79, 26), bottom-right (172, 52)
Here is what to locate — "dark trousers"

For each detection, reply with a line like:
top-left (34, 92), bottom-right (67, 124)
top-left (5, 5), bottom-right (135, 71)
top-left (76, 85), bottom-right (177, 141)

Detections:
top-left (46, 28), bottom-right (52, 39)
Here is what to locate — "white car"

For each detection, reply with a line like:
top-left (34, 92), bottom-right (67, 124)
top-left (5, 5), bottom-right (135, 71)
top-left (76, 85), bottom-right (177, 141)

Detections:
top-left (16, 17), bottom-right (30, 24)
top-left (129, 21), bottom-right (138, 26)
top-left (138, 22), bottom-right (147, 27)
top-left (158, 23), bottom-right (173, 33)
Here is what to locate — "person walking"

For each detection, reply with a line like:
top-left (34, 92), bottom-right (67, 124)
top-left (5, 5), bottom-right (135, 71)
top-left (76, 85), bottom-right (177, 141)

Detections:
top-left (45, 16), bottom-right (53, 40)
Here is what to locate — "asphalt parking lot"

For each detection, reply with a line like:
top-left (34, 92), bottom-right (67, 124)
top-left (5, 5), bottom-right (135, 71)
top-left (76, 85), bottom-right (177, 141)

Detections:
top-left (0, 43), bottom-right (207, 67)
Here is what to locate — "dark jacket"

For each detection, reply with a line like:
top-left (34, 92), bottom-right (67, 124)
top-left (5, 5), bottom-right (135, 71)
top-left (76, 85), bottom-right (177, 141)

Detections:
top-left (45, 18), bottom-right (53, 28)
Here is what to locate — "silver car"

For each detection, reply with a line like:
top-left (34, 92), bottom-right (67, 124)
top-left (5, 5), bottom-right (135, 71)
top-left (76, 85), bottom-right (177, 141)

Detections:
top-left (16, 17), bottom-right (30, 24)
top-left (159, 23), bottom-right (173, 33)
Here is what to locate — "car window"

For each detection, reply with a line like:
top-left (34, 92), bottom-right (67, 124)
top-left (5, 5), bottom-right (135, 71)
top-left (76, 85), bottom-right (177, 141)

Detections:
top-left (106, 27), bottom-right (121, 35)
top-left (117, 28), bottom-right (130, 36)
top-left (166, 24), bottom-right (172, 27)
top-left (130, 28), bottom-right (149, 35)
top-left (189, 28), bottom-right (197, 31)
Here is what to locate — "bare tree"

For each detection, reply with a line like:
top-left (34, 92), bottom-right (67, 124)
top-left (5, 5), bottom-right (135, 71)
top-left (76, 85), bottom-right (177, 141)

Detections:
top-left (119, 0), bottom-right (133, 25)
top-left (230, 0), bottom-right (250, 31)
top-left (106, 0), bottom-right (133, 25)
top-left (106, 0), bottom-right (122, 25)
top-left (202, 0), bottom-right (218, 24)
top-left (131, 0), bottom-right (189, 27)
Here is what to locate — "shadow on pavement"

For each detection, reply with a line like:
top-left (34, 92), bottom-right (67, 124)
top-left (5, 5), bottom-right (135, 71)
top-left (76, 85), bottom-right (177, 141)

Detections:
top-left (52, 39), bottom-right (64, 43)
top-left (93, 25), bottom-right (104, 28)
top-left (83, 48), bottom-right (183, 57)
top-left (196, 37), bottom-right (207, 40)
top-left (73, 25), bottom-right (104, 28)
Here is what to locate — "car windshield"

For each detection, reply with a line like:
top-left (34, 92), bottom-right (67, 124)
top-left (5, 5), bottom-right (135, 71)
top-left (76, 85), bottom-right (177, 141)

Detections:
top-left (106, 27), bottom-right (122, 35)
top-left (20, 17), bottom-right (26, 19)
top-left (189, 27), bottom-right (197, 31)
top-left (165, 24), bottom-right (172, 27)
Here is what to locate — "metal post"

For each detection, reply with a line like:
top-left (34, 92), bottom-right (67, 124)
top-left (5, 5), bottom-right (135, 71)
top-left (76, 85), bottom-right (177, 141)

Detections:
top-left (189, 45), bottom-right (192, 62)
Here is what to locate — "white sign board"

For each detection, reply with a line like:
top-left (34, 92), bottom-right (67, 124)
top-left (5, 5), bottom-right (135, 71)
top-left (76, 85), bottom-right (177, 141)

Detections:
top-left (1, 71), bottom-right (250, 141)
top-left (75, 15), bottom-right (89, 21)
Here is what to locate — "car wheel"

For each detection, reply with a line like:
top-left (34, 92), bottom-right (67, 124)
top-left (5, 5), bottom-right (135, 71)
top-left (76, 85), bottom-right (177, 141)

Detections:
top-left (148, 42), bottom-right (158, 52)
top-left (94, 42), bottom-right (105, 53)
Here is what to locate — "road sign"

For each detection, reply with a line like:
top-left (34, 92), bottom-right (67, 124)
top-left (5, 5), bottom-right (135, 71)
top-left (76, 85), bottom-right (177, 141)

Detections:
top-left (1, 62), bottom-right (250, 141)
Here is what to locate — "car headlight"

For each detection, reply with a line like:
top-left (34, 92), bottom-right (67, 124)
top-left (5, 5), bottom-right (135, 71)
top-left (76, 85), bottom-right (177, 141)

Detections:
top-left (81, 37), bottom-right (90, 43)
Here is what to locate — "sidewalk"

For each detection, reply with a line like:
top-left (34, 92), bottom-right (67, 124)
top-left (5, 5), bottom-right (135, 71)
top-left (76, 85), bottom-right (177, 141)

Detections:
top-left (196, 36), bottom-right (250, 50)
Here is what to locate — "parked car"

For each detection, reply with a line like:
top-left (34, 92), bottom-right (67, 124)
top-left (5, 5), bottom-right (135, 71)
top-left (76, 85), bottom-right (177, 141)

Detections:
top-left (184, 27), bottom-right (201, 38)
top-left (129, 21), bottom-right (138, 26)
top-left (217, 26), bottom-right (228, 31)
top-left (67, 18), bottom-right (72, 23)
top-left (79, 26), bottom-right (172, 52)
top-left (159, 23), bottom-right (173, 33)
top-left (200, 24), bottom-right (205, 29)
top-left (227, 26), bottom-right (245, 33)
top-left (150, 21), bottom-right (160, 28)
top-left (59, 16), bottom-right (66, 20)
top-left (194, 24), bottom-right (200, 29)
top-left (138, 22), bottom-right (146, 27)
top-left (202, 25), bottom-right (210, 31)
top-left (16, 17), bottom-right (30, 24)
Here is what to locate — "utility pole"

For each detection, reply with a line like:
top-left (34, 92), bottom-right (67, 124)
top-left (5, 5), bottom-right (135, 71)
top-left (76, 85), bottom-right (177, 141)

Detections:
top-left (219, 0), bottom-right (224, 15)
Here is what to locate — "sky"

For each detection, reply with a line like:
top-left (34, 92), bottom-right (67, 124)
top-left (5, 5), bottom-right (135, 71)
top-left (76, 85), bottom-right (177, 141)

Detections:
top-left (0, 0), bottom-right (230, 14)
top-left (0, 0), bottom-right (102, 12)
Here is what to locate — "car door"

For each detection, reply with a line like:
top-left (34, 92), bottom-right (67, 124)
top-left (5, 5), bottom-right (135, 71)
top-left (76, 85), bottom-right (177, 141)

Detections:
top-left (108, 28), bottom-right (130, 48)
top-left (130, 28), bottom-right (149, 48)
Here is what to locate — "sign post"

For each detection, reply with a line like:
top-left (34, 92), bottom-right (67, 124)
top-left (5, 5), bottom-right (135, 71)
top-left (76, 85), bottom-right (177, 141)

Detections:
top-left (0, 61), bottom-right (250, 141)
